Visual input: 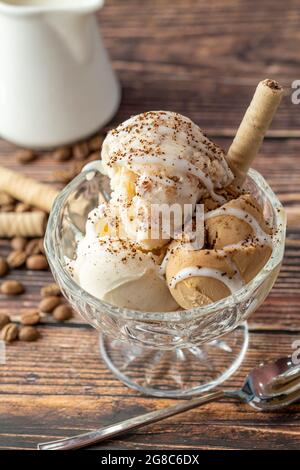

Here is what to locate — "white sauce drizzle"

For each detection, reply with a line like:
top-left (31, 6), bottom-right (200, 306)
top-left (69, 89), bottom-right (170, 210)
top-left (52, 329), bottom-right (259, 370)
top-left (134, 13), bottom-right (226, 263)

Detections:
top-left (115, 155), bottom-right (226, 204)
top-left (140, 173), bottom-right (177, 188)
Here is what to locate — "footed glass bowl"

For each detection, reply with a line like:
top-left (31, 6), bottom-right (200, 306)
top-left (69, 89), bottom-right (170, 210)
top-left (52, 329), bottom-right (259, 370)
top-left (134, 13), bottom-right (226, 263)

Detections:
top-left (45, 168), bottom-right (286, 397)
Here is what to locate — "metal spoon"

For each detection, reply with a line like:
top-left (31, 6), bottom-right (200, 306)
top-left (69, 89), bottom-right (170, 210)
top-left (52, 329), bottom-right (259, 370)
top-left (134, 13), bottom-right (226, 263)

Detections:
top-left (38, 356), bottom-right (300, 450)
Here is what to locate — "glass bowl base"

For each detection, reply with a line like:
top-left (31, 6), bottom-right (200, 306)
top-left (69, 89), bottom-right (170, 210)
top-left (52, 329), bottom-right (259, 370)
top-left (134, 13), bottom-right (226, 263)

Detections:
top-left (99, 322), bottom-right (249, 398)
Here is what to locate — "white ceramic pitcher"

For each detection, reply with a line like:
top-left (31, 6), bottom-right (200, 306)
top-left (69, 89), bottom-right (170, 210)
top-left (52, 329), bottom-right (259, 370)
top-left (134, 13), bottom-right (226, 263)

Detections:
top-left (0, 0), bottom-right (120, 148)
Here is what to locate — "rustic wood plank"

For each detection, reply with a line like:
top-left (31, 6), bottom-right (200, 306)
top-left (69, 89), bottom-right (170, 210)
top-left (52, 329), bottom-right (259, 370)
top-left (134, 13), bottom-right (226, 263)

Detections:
top-left (98, 0), bottom-right (300, 132)
top-left (0, 327), bottom-right (300, 450)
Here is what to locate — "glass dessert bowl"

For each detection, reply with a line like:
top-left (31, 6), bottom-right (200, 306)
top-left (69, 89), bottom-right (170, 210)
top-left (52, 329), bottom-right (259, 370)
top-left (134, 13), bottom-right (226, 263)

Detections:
top-left (45, 167), bottom-right (286, 397)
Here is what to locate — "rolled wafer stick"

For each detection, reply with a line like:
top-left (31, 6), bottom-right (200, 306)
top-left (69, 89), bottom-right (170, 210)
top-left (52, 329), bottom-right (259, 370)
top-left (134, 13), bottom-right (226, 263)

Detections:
top-left (0, 211), bottom-right (47, 238)
top-left (227, 79), bottom-right (283, 187)
top-left (0, 165), bottom-right (59, 213)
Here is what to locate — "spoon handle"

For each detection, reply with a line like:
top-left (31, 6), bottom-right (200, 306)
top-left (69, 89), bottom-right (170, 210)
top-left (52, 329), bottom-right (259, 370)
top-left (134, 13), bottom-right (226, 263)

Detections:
top-left (38, 390), bottom-right (225, 450)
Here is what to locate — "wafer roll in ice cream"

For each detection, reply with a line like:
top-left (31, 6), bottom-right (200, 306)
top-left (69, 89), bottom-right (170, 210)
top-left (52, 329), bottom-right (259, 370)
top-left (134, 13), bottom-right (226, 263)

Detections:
top-left (226, 79), bottom-right (283, 187)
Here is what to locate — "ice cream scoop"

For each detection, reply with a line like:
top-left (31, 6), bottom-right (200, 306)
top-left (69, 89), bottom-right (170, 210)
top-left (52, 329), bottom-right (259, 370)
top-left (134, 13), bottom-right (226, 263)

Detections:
top-left (70, 205), bottom-right (178, 312)
top-left (166, 242), bottom-right (272, 308)
top-left (101, 111), bottom-right (234, 249)
top-left (166, 194), bottom-right (273, 308)
top-left (205, 193), bottom-right (273, 249)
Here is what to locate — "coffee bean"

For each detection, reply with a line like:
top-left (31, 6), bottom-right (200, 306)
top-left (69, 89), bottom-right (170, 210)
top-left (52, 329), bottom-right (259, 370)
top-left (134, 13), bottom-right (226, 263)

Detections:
top-left (53, 304), bottom-right (73, 321)
top-left (40, 283), bottom-right (61, 298)
top-left (7, 250), bottom-right (27, 268)
top-left (26, 254), bottom-right (48, 270)
top-left (19, 326), bottom-right (39, 342)
top-left (16, 149), bottom-right (36, 164)
top-left (25, 239), bottom-right (41, 256)
top-left (1, 280), bottom-right (25, 295)
top-left (53, 146), bottom-right (72, 162)
top-left (1, 323), bottom-right (18, 342)
top-left (0, 257), bottom-right (9, 277)
top-left (88, 135), bottom-right (103, 152)
top-left (38, 296), bottom-right (61, 313)
top-left (73, 142), bottom-right (89, 160)
top-left (20, 310), bottom-right (40, 326)
top-left (11, 237), bottom-right (27, 251)
top-left (0, 313), bottom-right (10, 330)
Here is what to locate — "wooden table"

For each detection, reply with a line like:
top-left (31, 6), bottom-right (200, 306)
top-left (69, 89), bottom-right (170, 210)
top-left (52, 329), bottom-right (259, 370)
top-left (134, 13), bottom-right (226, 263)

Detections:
top-left (1, 0), bottom-right (300, 450)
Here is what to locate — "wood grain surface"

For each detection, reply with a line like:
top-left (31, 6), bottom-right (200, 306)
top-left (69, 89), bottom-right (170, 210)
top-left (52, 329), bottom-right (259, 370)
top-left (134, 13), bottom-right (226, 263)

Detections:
top-left (0, 0), bottom-right (300, 450)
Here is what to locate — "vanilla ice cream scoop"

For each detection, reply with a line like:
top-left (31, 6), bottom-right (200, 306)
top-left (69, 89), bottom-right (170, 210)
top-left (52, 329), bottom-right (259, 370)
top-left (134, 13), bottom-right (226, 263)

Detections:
top-left (70, 205), bottom-right (179, 312)
top-left (101, 111), bottom-right (234, 249)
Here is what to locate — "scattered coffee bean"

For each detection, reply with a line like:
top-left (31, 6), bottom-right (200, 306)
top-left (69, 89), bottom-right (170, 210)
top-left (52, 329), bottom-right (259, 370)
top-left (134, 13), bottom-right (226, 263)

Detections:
top-left (53, 146), bottom-right (72, 162)
top-left (25, 239), bottom-right (41, 256)
top-left (7, 250), bottom-right (27, 268)
top-left (40, 283), bottom-right (61, 298)
top-left (39, 296), bottom-right (61, 313)
top-left (88, 135), bottom-right (103, 152)
top-left (19, 326), bottom-right (39, 342)
top-left (0, 313), bottom-right (10, 330)
top-left (73, 142), bottom-right (89, 160)
top-left (16, 149), bottom-right (36, 164)
top-left (1, 280), bottom-right (25, 295)
top-left (26, 254), bottom-right (48, 270)
top-left (1, 323), bottom-right (18, 342)
top-left (0, 257), bottom-right (9, 277)
top-left (21, 310), bottom-right (40, 326)
top-left (15, 202), bottom-right (32, 213)
top-left (53, 304), bottom-right (73, 321)
top-left (11, 237), bottom-right (27, 251)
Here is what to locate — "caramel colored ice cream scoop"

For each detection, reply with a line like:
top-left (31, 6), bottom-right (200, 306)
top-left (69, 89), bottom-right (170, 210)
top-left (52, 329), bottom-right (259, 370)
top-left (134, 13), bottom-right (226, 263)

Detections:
top-left (166, 194), bottom-right (273, 308)
top-left (205, 193), bottom-right (272, 249)
top-left (166, 245), bottom-right (240, 308)
top-left (166, 242), bottom-right (272, 308)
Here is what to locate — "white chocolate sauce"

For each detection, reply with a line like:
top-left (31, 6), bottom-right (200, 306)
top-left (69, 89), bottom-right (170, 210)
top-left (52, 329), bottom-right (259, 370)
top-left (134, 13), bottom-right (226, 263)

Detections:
top-left (116, 155), bottom-right (226, 204)
top-left (140, 173), bottom-right (177, 188)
